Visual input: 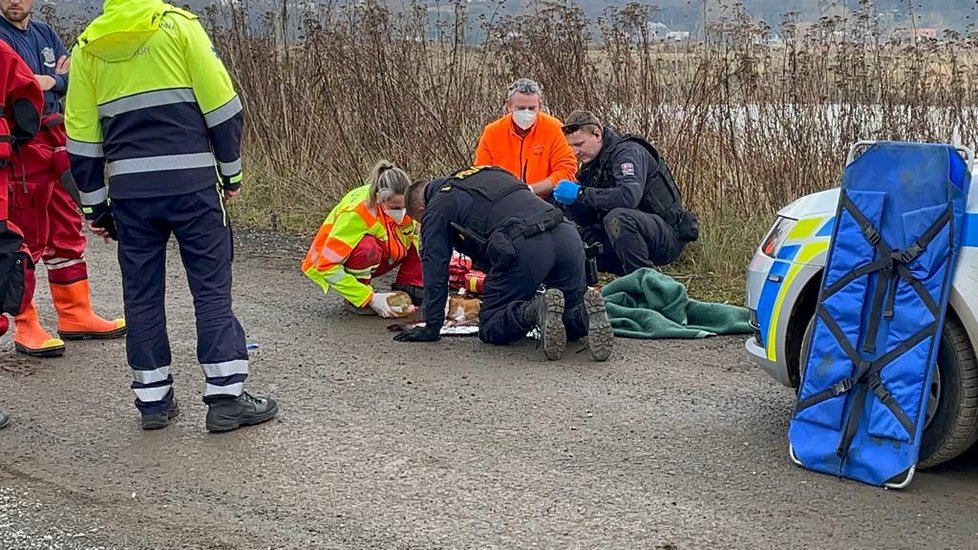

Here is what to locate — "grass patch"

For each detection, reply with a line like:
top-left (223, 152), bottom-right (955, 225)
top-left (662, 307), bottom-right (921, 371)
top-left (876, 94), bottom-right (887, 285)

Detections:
top-left (662, 208), bottom-right (772, 304)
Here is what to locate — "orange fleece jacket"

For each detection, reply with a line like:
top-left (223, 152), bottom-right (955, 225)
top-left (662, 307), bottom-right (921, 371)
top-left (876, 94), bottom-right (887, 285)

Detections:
top-left (474, 111), bottom-right (579, 186)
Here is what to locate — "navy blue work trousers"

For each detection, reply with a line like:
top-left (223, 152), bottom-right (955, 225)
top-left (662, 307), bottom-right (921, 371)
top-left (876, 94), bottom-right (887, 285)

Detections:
top-left (112, 186), bottom-right (248, 415)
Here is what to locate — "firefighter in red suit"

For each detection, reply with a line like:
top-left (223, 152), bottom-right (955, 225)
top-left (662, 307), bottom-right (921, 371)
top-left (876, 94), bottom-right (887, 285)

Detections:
top-left (0, 0), bottom-right (124, 358)
top-left (0, 39), bottom-right (44, 427)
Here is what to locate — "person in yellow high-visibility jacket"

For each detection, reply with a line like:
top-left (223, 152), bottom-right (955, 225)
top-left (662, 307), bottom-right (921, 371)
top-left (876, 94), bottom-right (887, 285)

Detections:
top-left (302, 160), bottom-right (423, 318)
top-left (65, 0), bottom-right (277, 433)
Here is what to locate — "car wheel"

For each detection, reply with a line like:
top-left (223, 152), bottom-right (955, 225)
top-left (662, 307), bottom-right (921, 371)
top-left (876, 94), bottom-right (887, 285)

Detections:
top-left (797, 316), bottom-right (815, 391)
top-left (918, 314), bottom-right (978, 468)
top-left (797, 313), bottom-right (978, 469)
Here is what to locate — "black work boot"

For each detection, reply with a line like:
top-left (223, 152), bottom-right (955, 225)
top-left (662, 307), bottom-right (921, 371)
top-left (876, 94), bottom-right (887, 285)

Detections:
top-left (0, 409), bottom-right (8, 429)
top-left (141, 396), bottom-right (180, 430)
top-left (206, 391), bottom-right (278, 433)
top-left (523, 289), bottom-right (566, 360)
top-left (583, 288), bottom-right (614, 362)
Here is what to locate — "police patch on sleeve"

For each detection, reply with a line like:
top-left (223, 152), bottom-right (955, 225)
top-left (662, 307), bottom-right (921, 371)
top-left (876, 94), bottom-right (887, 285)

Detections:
top-left (620, 162), bottom-right (635, 176)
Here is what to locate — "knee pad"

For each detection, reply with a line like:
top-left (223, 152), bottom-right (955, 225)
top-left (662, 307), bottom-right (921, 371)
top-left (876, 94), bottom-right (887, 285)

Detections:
top-left (603, 208), bottom-right (632, 239)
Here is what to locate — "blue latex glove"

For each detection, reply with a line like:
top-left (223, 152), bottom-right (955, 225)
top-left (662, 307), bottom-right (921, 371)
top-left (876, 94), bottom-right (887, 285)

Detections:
top-left (553, 180), bottom-right (581, 205)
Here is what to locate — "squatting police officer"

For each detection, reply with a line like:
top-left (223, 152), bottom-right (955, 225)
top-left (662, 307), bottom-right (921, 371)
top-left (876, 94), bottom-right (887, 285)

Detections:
top-left (554, 110), bottom-right (699, 276)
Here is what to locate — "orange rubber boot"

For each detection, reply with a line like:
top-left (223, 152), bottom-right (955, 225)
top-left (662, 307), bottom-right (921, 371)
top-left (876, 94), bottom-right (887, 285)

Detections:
top-left (14, 300), bottom-right (65, 358)
top-left (49, 279), bottom-right (126, 340)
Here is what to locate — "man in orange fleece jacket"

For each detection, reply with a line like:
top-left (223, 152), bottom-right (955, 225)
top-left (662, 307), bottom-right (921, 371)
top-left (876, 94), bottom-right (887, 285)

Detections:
top-left (474, 78), bottom-right (578, 199)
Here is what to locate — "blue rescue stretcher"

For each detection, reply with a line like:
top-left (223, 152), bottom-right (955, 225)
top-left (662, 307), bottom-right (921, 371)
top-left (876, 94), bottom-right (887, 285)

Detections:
top-left (788, 140), bottom-right (973, 489)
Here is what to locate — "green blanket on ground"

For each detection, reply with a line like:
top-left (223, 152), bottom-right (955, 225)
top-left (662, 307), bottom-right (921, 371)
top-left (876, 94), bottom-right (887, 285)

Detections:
top-left (599, 268), bottom-right (753, 339)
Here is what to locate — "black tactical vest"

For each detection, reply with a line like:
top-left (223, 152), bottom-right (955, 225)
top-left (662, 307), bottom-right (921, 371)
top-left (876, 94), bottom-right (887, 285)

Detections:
top-left (441, 165), bottom-right (528, 233)
top-left (433, 165), bottom-right (566, 263)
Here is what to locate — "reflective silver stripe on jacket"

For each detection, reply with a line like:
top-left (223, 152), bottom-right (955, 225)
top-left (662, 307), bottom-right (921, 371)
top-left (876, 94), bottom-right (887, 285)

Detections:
top-left (107, 152), bottom-right (216, 177)
top-left (65, 138), bottom-right (104, 158)
top-left (79, 187), bottom-right (109, 206)
top-left (205, 96), bottom-right (243, 128)
top-left (99, 88), bottom-right (197, 119)
top-left (218, 158), bottom-right (241, 176)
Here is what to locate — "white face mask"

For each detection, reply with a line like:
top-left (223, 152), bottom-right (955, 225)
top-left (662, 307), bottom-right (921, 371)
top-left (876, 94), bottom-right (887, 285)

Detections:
top-left (512, 109), bottom-right (537, 130)
top-left (387, 208), bottom-right (407, 223)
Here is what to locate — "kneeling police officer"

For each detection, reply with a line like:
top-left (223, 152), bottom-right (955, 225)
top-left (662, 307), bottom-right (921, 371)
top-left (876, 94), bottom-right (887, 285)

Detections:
top-left (395, 165), bottom-right (614, 362)
top-left (555, 110), bottom-right (699, 276)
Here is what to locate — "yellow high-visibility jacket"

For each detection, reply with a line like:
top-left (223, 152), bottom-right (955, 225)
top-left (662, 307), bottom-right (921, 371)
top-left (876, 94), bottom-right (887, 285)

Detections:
top-left (65, 0), bottom-right (243, 213)
top-left (302, 185), bottom-right (419, 307)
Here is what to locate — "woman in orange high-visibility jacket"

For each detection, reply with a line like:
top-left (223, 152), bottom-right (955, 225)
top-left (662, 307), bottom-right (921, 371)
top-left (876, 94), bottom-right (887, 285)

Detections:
top-left (302, 161), bottom-right (423, 318)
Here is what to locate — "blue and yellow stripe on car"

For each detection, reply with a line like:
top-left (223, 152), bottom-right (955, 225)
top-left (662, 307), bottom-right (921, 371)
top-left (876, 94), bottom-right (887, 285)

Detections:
top-left (755, 216), bottom-right (834, 361)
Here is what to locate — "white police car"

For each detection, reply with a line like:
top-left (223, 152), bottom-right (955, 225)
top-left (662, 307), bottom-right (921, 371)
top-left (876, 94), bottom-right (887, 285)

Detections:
top-left (744, 171), bottom-right (978, 468)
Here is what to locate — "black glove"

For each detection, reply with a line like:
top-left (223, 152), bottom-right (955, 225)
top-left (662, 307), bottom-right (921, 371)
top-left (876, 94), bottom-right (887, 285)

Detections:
top-left (9, 97), bottom-right (39, 146)
top-left (221, 171), bottom-right (243, 193)
top-left (393, 323), bottom-right (440, 342)
top-left (82, 199), bottom-right (110, 222)
top-left (91, 212), bottom-right (118, 241)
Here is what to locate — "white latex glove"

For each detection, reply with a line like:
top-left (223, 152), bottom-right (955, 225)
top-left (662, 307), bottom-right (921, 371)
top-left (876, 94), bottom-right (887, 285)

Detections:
top-left (369, 292), bottom-right (402, 318)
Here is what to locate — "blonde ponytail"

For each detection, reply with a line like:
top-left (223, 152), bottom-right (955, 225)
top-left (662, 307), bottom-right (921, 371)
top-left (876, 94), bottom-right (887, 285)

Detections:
top-left (368, 160), bottom-right (411, 205)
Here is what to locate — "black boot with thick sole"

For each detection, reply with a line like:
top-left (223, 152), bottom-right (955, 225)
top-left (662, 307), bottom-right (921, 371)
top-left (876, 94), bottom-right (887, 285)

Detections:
top-left (206, 391), bottom-right (278, 433)
top-left (140, 397), bottom-right (181, 430)
top-left (524, 288), bottom-right (566, 361)
top-left (584, 288), bottom-right (614, 362)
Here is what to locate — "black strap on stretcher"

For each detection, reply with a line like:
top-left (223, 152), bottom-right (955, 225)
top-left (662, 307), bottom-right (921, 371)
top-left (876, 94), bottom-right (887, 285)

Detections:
top-left (794, 191), bottom-right (952, 460)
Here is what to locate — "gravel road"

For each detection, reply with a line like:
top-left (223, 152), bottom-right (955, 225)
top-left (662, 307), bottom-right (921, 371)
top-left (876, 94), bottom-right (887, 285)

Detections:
top-left (0, 231), bottom-right (976, 549)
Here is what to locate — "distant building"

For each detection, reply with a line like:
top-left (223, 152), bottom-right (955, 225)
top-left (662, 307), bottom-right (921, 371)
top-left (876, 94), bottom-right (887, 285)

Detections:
top-left (666, 31), bottom-right (690, 41)
top-left (913, 28), bottom-right (938, 39)
top-left (646, 21), bottom-right (669, 38)
top-left (890, 27), bottom-right (942, 43)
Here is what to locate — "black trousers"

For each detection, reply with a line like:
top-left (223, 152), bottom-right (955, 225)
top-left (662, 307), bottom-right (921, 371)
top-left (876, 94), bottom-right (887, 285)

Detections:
top-left (581, 208), bottom-right (684, 276)
top-left (478, 222), bottom-right (588, 344)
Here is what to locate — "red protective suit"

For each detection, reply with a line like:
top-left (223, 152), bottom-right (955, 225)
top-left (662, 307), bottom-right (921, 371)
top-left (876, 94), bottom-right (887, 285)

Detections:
top-left (0, 40), bottom-right (41, 338)
top-left (345, 235), bottom-right (423, 288)
top-left (6, 74), bottom-right (125, 357)
top-left (11, 113), bottom-right (80, 281)
top-left (10, 114), bottom-right (88, 285)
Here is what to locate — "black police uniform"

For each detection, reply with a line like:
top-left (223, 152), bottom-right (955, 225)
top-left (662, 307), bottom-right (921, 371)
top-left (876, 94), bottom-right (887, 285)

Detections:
top-left (418, 166), bottom-right (588, 344)
top-left (563, 127), bottom-right (698, 275)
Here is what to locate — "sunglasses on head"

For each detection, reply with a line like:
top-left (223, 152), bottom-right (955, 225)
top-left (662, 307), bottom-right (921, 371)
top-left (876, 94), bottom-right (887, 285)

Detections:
top-left (561, 122), bottom-right (598, 135)
top-left (507, 80), bottom-right (541, 98)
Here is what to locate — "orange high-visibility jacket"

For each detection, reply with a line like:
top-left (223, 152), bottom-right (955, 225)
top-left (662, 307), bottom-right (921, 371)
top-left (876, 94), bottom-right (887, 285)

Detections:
top-left (474, 111), bottom-right (578, 186)
top-left (302, 184), bottom-right (419, 307)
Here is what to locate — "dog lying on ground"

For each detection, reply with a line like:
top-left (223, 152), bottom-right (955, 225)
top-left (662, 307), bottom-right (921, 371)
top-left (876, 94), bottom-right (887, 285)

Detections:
top-left (445, 294), bottom-right (481, 327)
top-left (388, 293), bottom-right (482, 333)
